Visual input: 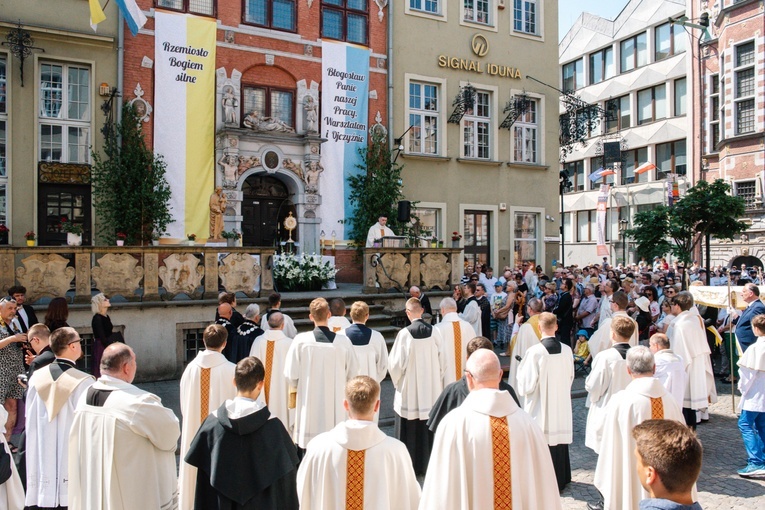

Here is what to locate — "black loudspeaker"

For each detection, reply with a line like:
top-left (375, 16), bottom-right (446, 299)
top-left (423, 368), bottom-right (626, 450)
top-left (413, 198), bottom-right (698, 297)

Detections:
top-left (397, 200), bottom-right (411, 222)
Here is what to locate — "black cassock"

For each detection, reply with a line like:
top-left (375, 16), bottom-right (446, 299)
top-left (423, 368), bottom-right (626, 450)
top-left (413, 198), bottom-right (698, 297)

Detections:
top-left (185, 402), bottom-right (299, 510)
top-left (426, 377), bottom-right (520, 434)
top-left (230, 320), bottom-right (265, 363)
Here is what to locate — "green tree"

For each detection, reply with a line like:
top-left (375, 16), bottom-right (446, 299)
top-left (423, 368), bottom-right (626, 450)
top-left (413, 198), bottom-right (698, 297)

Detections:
top-left (346, 130), bottom-right (408, 249)
top-left (91, 103), bottom-right (172, 245)
top-left (627, 179), bottom-right (747, 264)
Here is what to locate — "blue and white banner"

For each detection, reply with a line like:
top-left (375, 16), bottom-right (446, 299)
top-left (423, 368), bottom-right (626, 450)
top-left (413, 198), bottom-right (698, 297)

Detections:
top-left (320, 41), bottom-right (370, 239)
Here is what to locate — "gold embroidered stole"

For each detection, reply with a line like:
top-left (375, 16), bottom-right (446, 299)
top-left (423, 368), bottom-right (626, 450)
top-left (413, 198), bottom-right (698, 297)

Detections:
top-left (452, 322), bottom-right (463, 381)
top-left (264, 340), bottom-right (275, 405)
top-left (650, 397), bottom-right (664, 419)
top-left (333, 327), bottom-right (342, 333)
top-left (200, 367), bottom-right (211, 423)
top-left (490, 416), bottom-right (512, 509)
top-left (346, 449), bottom-right (365, 510)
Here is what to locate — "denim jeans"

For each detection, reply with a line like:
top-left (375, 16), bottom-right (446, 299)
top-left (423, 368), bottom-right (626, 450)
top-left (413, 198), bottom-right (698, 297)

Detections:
top-left (738, 409), bottom-right (765, 466)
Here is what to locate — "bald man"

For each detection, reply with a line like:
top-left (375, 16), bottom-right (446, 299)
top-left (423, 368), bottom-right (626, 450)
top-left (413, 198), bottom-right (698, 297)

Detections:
top-left (217, 303), bottom-right (237, 362)
top-left (421, 349), bottom-right (562, 509)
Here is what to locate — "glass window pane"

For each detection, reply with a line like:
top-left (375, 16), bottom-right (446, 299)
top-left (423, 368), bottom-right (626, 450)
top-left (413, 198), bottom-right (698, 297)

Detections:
top-left (736, 41), bottom-right (754, 66)
top-left (272, 0), bottom-right (295, 30)
top-left (604, 47), bottom-right (614, 79)
top-left (416, 208), bottom-right (439, 238)
top-left (271, 90), bottom-right (293, 127)
top-left (654, 85), bottom-right (666, 119)
top-left (655, 23), bottom-right (671, 60)
top-left (621, 38), bottom-right (634, 72)
top-left (636, 33), bottom-right (647, 66)
top-left (409, 82), bottom-right (421, 109)
top-left (424, 115), bottom-right (438, 154)
top-left (245, 0), bottom-right (268, 24)
top-left (243, 87), bottom-right (266, 117)
top-left (322, 9), bottom-right (344, 40)
top-left (674, 140), bottom-right (686, 176)
top-left (40, 64), bottom-right (63, 118)
top-left (188, 0), bottom-right (214, 15)
top-left (0, 58), bottom-right (6, 114)
top-left (590, 51), bottom-right (603, 84)
top-left (620, 95), bottom-right (630, 128)
top-left (637, 89), bottom-right (652, 124)
top-left (68, 67), bottom-right (90, 121)
top-left (674, 78), bottom-right (686, 116)
top-left (408, 114), bottom-right (421, 152)
top-left (347, 0), bottom-right (366, 10)
top-left (673, 24), bottom-right (685, 54)
top-left (40, 124), bottom-right (63, 162)
top-left (157, 0), bottom-right (183, 8)
top-left (346, 13), bottom-right (367, 44)
top-left (324, 0), bottom-right (343, 5)
top-left (0, 120), bottom-right (5, 177)
top-left (68, 127), bottom-right (89, 164)
top-left (656, 143), bottom-right (671, 178)
top-left (577, 211), bottom-right (589, 242)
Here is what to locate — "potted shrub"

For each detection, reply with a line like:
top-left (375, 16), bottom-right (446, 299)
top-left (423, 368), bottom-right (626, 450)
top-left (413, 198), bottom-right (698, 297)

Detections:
top-left (186, 233), bottom-right (197, 246)
top-left (0, 224), bottom-right (8, 245)
top-left (151, 232), bottom-right (161, 246)
top-left (221, 229), bottom-right (242, 247)
top-left (60, 217), bottom-right (84, 246)
top-left (451, 231), bottom-right (462, 248)
top-left (438, 239), bottom-right (444, 248)
top-left (116, 232), bottom-right (127, 246)
top-left (24, 231), bottom-right (36, 247)
top-left (430, 235), bottom-right (438, 248)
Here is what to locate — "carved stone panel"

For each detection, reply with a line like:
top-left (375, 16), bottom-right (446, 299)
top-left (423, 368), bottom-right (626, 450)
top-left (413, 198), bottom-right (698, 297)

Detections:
top-left (92, 253), bottom-right (145, 299)
top-left (375, 252), bottom-right (410, 290)
top-left (420, 253), bottom-right (451, 290)
top-left (15, 254), bottom-right (76, 301)
top-left (0, 254), bottom-right (14, 296)
top-left (158, 253), bottom-right (205, 299)
top-left (219, 253), bottom-right (262, 296)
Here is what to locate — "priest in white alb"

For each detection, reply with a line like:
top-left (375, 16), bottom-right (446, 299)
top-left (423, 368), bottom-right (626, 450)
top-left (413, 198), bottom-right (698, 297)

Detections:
top-left (250, 311), bottom-right (293, 431)
top-left (516, 311), bottom-right (574, 490)
top-left (649, 332), bottom-right (687, 408)
top-left (434, 297), bottom-right (476, 387)
top-left (366, 215), bottom-right (395, 247)
top-left (420, 349), bottom-right (563, 510)
top-left (178, 324), bottom-right (236, 510)
top-left (328, 298), bottom-right (352, 333)
top-left (298, 376), bottom-right (420, 510)
top-left (389, 297), bottom-right (445, 476)
top-left (588, 291), bottom-right (638, 360)
top-left (584, 315), bottom-right (634, 453)
top-left (669, 291), bottom-right (717, 427)
top-left (26, 327), bottom-right (95, 509)
top-left (69, 343), bottom-right (180, 510)
top-left (506, 297), bottom-right (543, 403)
top-left (284, 298), bottom-right (358, 453)
top-left (344, 301), bottom-right (388, 384)
top-left (459, 282), bottom-right (483, 336)
top-left (593, 346), bottom-right (685, 510)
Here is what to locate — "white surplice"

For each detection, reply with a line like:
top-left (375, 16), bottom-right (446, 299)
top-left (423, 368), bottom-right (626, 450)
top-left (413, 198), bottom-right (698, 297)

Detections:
top-left (654, 348), bottom-right (687, 408)
top-left (507, 315), bottom-right (542, 406)
top-left (388, 321), bottom-right (445, 420)
top-left (459, 298), bottom-right (482, 336)
top-left (597, 294), bottom-right (613, 328)
top-left (366, 222), bottom-right (395, 247)
top-left (593, 377), bottom-right (685, 510)
top-left (347, 327), bottom-right (388, 383)
top-left (419, 388), bottom-right (563, 510)
top-left (0, 407), bottom-right (24, 509)
top-left (516, 340), bottom-right (574, 445)
top-left (670, 309), bottom-right (718, 409)
top-left (327, 316), bottom-right (352, 333)
top-left (68, 375), bottom-right (180, 510)
top-left (250, 329), bottom-right (294, 430)
top-left (260, 312), bottom-right (298, 340)
top-left (434, 312), bottom-right (475, 387)
top-left (178, 350), bottom-right (236, 510)
top-left (584, 346), bottom-right (631, 453)
top-left (25, 362), bottom-right (95, 508)
top-left (285, 330), bottom-right (359, 448)
top-left (297, 420), bottom-right (421, 510)
top-left (588, 311), bottom-right (639, 359)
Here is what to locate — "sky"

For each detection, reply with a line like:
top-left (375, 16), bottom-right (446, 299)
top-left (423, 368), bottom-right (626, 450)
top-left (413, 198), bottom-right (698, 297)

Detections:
top-left (559, 1), bottom-right (629, 40)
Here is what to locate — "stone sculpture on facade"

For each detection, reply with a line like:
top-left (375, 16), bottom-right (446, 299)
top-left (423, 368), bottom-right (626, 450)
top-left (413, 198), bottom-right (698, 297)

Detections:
top-left (304, 160), bottom-right (323, 193)
top-left (15, 254), bottom-right (76, 301)
top-left (374, 252), bottom-right (410, 290)
top-left (221, 85), bottom-right (239, 125)
top-left (218, 154), bottom-right (239, 188)
top-left (218, 253), bottom-right (262, 296)
top-left (209, 187), bottom-right (228, 240)
top-left (243, 111), bottom-right (295, 133)
top-left (158, 253), bottom-right (205, 299)
top-left (238, 155), bottom-right (260, 176)
top-left (91, 253), bottom-right (145, 300)
top-left (216, 67), bottom-right (242, 128)
top-left (304, 95), bottom-right (318, 133)
top-left (419, 253), bottom-right (452, 290)
top-left (282, 158), bottom-right (303, 181)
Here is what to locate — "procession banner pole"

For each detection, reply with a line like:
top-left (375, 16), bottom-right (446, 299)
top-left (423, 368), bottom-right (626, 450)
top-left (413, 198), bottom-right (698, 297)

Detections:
top-left (728, 277), bottom-right (735, 414)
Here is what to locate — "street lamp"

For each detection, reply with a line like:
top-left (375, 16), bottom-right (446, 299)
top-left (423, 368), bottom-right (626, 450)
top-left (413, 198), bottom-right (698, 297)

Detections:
top-left (619, 219), bottom-right (629, 265)
top-left (559, 170), bottom-right (572, 266)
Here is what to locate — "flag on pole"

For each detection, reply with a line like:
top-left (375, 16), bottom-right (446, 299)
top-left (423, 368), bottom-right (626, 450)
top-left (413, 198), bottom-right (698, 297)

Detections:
top-left (589, 167), bottom-right (605, 182)
top-left (635, 162), bottom-right (656, 175)
top-left (115, 0), bottom-right (148, 36)
top-left (599, 168), bottom-right (616, 177)
top-left (89, 0), bottom-right (106, 32)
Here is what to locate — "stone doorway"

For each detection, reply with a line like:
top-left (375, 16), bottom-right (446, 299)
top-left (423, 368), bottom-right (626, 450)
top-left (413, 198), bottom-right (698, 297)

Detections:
top-left (729, 255), bottom-right (763, 270)
top-left (241, 175), bottom-right (296, 247)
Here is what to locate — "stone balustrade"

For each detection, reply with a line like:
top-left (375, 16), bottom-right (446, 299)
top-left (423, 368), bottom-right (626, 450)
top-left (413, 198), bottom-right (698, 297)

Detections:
top-left (0, 245), bottom-right (275, 303)
top-left (362, 247), bottom-right (463, 294)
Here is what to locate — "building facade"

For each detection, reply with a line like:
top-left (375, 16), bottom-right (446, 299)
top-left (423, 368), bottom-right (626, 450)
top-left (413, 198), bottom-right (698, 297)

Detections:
top-left (694, 0), bottom-right (765, 268)
top-left (0, 2), bottom-right (119, 245)
top-left (391, 0), bottom-right (561, 273)
top-left (559, 0), bottom-right (693, 267)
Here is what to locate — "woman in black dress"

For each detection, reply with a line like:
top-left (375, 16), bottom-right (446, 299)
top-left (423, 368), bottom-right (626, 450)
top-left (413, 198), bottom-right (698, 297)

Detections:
top-left (44, 297), bottom-right (69, 332)
top-left (91, 293), bottom-right (112, 378)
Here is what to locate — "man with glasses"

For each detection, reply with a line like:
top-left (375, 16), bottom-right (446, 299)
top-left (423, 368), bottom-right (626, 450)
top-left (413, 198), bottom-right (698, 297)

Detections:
top-left (25, 327), bottom-right (95, 509)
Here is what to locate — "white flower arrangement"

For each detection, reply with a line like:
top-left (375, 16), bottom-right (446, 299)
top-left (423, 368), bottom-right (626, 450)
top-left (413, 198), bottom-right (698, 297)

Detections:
top-left (273, 253), bottom-right (338, 291)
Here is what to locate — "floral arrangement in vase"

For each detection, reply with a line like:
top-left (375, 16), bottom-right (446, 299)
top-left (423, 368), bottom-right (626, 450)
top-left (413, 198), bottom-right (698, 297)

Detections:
top-left (273, 253), bottom-right (338, 292)
top-left (60, 217), bottom-right (84, 235)
top-left (116, 232), bottom-right (127, 246)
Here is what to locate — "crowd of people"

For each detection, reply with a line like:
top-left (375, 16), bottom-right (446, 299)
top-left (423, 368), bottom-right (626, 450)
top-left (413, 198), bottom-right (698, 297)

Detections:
top-left (0, 259), bottom-right (761, 508)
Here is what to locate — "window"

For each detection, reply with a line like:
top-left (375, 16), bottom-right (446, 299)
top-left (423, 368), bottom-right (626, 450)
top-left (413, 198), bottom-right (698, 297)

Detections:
top-left (674, 78), bottom-right (686, 116)
top-left (620, 33), bottom-right (647, 73)
top-left (463, 0), bottom-right (490, 25)
top-left (654, 22), bottom-right (686, 61)
top-left (513, 212), bottom-right (537, 269)
top-left (622, 147), bottom-right (649, 185)
top-left (577, 210), bottom-right (594, 242)
top-left (656, 140), bottom-right (686, 179)
top-left (562, 59), bottom-right (583, 92)
top-left (242, 86), bottom-right (294, 128)
top-left (564, 160), bottom-right (585, 192)
top-left (38, 63), bottom-right (90, 164)
top-left (156, 0), bottom-right (214, 16)
top-left (414, 207), bottom-right (441, 239)
top-left (513, 99), bottom-right (538, 164)
top-left (734, 41), bottom-right (755, 134)
top-left (322, 0), bottom-right (368, 45)
top-left (0, 56), bottom-right (6, 226)
top-left (590, 156), bottom-right (614, 186)
top-left (463, 90), bottom-right (491, 159)
top-left (589, 47), bottom-right (614, 85)
top-left (244, 0), bottom-right (296, 31)
top-left (605, 95), bottom-right (630, 133)
top-left (735, 180), bottom-right (757, 210)
top-left (408, 82), bottom-right (439, 155)
top-left (465, 210), bottom-right (490, 268)
top-left (410, 0), bottom-right (440, 14)
top-left (708, 75), bottom-right (720, 151)
top-left (513, 0), bottom-right (537, 35)
top-left (637, 84), bottom-right (666, 125)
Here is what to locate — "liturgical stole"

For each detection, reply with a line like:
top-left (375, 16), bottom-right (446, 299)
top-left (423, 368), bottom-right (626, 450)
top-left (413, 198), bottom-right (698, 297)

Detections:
top-left (650, 397), bottom-right (664, 419)
top-left (490, 416), bottom-right (512, 509)
top-left (264, 340), bottom-right (275, 405)
top-left (346, 449), bottom-right (365, 510)
top-left (200, 367), bottom-right (211, 424)
top-left (452, 322), bottom-right (462, 382)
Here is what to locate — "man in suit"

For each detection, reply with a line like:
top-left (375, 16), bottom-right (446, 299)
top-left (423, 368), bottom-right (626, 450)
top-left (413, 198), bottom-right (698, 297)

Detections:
top-left (734, 283), bottom-right (765, 353)
top-left (8, 286), bottom-right (38, 333)
top-left (555, 278), bottom-right (574, 347)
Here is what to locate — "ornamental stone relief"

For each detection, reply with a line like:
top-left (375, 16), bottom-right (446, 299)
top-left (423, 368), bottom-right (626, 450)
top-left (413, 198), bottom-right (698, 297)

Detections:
top-left (158, 253), bottom-right (205, 299)
top-left (375, 253), bottom-right (410, 290)
top-left (91, 253), bottom-right (145, 300)
top-left (420, 253), bottom-right (452, 290)
top-left (219, 253), bottom-right (262, 296)
top-left (15, 254), bottom-right (75, 300)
